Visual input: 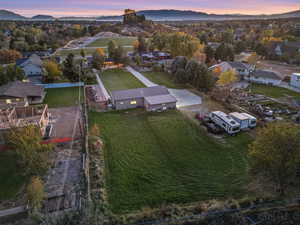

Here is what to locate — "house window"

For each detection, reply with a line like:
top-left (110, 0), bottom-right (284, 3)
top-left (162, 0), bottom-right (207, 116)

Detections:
top-left (6, 99), bottom-right (11, 104)
top-left (120, 102), bottom-right (124, 105)
top-left (130, 101), bottom-right (137, 105)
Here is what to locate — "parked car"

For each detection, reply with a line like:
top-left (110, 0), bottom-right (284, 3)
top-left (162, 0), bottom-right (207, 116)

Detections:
top-left (205, 122), bottom-right (224, 134)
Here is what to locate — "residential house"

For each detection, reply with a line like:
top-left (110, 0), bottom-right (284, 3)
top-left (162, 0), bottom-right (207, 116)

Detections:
top-left (0, 81), bottom-right (46, 108)
top-left (0, 104), bottom-right (50, 144)
top-left (290, 73), bottom-right (300, 88)
top-left (111, 86), bottom-right (177, 111)
top-left (16, 54), bottom-right (44, 83)
top-left (209, 61), bottom-right (255, 78)
top-left (245, 70), bottom-right (282, 85)
top-left (269, 41), bottom-right (300, 62)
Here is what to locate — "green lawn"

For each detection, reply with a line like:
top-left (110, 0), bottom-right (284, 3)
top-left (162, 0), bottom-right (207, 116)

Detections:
top-left (250, 84), bottom-right (300, 100)
top-left (0, 151), bottom-right (26, 200)
top-left (87, 37), bottom-right (137, 47)
top-left (89, 110), bottom-right (252, 213)
top-left (100, 69), bottom-right (145, 91)
top-left (142, 71), bottom-right (187, 89)
top-left (44, 87), bottom-right (83, 108)
top-left (56, 46), bottom-right (133, 57)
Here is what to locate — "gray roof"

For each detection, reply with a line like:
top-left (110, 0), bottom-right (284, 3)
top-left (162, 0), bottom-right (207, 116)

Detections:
top-left (251, 70), bottom-right (282, 80)
top-left (145, 94), bottom-right (177, 105)
top-left (111, 86), bottom-right (170, 101)
top-left (227, 61), bottom-right (251, 70)
top-left (0, 81), bottom-right (45, 98)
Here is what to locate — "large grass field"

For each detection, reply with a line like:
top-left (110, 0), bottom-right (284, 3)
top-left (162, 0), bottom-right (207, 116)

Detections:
top-left (0, 151), bottom-right (26, 200)
top-left (56, 46), bottom-right (134, 57)
top-left (44, 87), bottom-right (83, 108)
top-left (142, 71), bottom-right (187, 89)
top-left (87, 37), bottom-right (137, 47)
top-left (100, 69), bottom-right (144, 91)
top-left (89, 110), bottom-right (252, 213)
top-left (250, 84), bottom-right (300, 100)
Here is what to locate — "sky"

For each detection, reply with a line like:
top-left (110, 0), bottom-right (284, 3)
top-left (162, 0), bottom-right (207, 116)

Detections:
top-left (1, 0), bottom-right (300, 17)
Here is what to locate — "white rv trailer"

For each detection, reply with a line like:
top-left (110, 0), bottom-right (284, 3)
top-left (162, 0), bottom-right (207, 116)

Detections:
top-left (229, 112), bottom-right (250, 130)
top-left (209, 111), bottom-right (240, 135)
top-left (241, 113), bottom-right (257, 128)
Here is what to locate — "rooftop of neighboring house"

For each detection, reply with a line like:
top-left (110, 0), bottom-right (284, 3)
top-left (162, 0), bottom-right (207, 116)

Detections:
top-left (0, 104), bottom-right (48, 130)
top-left (226, 61), bottom-right (253, 70)
top-left (251, 70), bottom-right (282, 80)
top-left (16, 54), bottom-right (43, 67)
top-left (111, 86), bottom-right (171, 101)
top-left (0, 81), bottom-right (45, 98)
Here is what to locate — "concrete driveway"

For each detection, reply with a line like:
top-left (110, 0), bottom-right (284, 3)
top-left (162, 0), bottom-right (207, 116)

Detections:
top-left (126, 66), bottom-right (157, 87)
top-left (168, 89), bottom-right (202, 108)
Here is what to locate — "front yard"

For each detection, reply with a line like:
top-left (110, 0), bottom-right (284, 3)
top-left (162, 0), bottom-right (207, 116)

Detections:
top-left (44, 87), bottom-right (83, 108)
top-left (89, 109), bottom-right (253, 213)
top-left (100, 69), bottom-right (145, 91)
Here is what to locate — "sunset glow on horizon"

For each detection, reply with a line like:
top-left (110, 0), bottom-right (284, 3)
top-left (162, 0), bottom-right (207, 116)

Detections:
top-left (2, 0), bottom-right (300, 17)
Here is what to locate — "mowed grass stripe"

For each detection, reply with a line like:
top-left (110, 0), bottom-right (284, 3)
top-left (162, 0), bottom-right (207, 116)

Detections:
top-left (87, 37), bottom-right (137, 47)
top-left (89, 110), bottom-right (252, 213)
top-left (100, 68), bottom-right (145, 91)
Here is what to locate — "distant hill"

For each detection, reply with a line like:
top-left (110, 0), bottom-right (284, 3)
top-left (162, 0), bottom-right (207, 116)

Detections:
top-left (31, 15), bottom-right (55, 20)
top-left (0, 10), bottom-right (25, 20)
top-left (96, 9), bottom-right (300, 21)
top-left (1, 9), bottom-right (300, 21)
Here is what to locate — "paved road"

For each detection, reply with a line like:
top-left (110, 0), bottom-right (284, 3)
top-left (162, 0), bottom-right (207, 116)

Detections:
top-left (126, 66), bottom-right (157, 87)
top-left (126, 66), bottom-right (202, 107)
top-left (0, 205), bottom-right (26, 218)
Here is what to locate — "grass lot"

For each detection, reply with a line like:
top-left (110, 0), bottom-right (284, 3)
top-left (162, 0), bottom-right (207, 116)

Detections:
top-left (56, 48), bottom-right (97, 57)
top-left (56, 46), bottom-right (134, 57)
top-left (100, 69), bottom-right (144, 91)
top-left (87, 37), bottom-right (137, 47)
top-left (89, 110), bottom-right (252, 213)
top-left (250, 84), bottom-right (300, 100)
top-left (142, 71), bottom-right (187, 89)
top-left (44, 87), bottom-right (83, 108)
top-left (0, 152), bottom-right (26, 200)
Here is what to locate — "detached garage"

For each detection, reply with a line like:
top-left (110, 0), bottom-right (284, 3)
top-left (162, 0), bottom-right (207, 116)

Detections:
top-left (145, 94), bottom-right (177, 111)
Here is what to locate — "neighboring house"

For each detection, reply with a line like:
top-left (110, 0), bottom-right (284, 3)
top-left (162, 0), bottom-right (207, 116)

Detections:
top-left (0, 81), bottom-right (46, 108)
top-left (209, 61), bottom-right (255, 78)
top-left (16, 54), bottom-right (44, 83)
top-left (290, 73), bottom-right (300, 88)
top-left (245, 70), bottom-right (282, 85)
top-left (207, 42), bottom-right (221, 50)
top-left (269, 41), bottom-right (300, 60)
top-left (0, 104), bottom-right (49, 144)
top-left (111, 86), bottom-right (177, 111)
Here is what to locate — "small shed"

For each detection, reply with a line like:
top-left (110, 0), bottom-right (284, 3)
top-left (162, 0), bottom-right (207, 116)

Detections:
top-left (290, 73), bottom-right (300, 88)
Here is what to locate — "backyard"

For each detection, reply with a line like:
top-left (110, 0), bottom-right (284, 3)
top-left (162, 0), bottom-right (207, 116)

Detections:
top-left (87, 37), bottom-right (137, 47)
top-left (250, 84), bottom-right (300, 100)
top-left (44, 87), bottom-right (83, 108)
top-left (142, 71), bottom-right (187, 89)
top-left (100, 69), bottom-right (145, 91)
top-left (89, 109), bottom-right (253, 213)
top-left (0, 151), bottom-right (26, 200)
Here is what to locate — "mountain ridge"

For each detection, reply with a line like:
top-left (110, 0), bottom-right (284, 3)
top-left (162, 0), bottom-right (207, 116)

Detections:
top-left (1, 9), bottom-right (300, 21)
